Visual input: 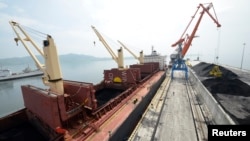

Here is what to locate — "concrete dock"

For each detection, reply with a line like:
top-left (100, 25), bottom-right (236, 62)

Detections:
top-left (154, 72), bottom-right (199, 141)
top-left (128, 60), bottom-right (250, 141)
top-left (129, 71), bottom-right (208, 141)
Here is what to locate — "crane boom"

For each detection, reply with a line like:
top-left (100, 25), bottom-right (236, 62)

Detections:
top-left (9, 21), bottom-right (44, 69)
top-left (170, 3), bottom-right (221, 79)
top-left (9, 21), bottom-right (64, 94)
top-left (172, 3), bottom-right (221, 58)
top-left (117, 40), bottom-right (144, 64)
top-left (91, 26), bottom-right (124, 69)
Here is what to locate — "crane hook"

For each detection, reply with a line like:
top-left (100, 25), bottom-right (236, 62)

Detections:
top-left (14, 37), bottom-right (19, 46)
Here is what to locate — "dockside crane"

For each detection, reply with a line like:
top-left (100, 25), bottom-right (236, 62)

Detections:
top-left (91, 26), bottom-right (124, 69)
top-left (117, 40), bottom-right (144, 64)
top-left (9, 21), bottom-right (64, 94)
top-left (170, 3), bottom-right (221, 79)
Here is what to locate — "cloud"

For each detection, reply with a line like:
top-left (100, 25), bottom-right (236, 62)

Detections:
top-left (0, 0), bottom-right (250, 69)
top-left (12, 5), bottom-right (25, 13)
top-left (0, 1), bottom-right (7, 9)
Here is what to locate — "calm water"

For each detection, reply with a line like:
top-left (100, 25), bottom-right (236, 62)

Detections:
top-left (0, 58), bottom-right (137, 117)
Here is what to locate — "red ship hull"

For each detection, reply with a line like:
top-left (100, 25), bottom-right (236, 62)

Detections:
top-left (0, 62), bottom-right (166, 141)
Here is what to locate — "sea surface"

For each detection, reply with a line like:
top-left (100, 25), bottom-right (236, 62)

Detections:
top-left (0, 57), bottom-right (137, 117)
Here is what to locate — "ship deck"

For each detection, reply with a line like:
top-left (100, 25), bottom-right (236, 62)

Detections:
top-left (84, 71), bottom-right (166, 141)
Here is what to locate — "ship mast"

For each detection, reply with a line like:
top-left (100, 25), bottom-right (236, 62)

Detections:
top-left (9, 21), bottom-right (64, 94)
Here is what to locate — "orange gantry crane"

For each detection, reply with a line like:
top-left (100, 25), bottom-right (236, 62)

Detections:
top-left (170, 2), bottom-right (221, 79)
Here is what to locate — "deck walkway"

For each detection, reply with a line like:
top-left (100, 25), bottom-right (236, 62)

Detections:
top-left (154, 72), bottom-right (198, 141)
top-left (129, 71), bottom-right (201, 141)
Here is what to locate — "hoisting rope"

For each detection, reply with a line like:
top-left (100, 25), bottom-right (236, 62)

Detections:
top-left (21, 24), bottom-right (48, 46)
top-left (215, 28), bottom-right (221, 65)
top-left (96, 30), bottom-right (121, 50)
top-left (21, 24), bottom-right (48, 37)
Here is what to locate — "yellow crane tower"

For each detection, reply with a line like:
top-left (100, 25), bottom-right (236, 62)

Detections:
top-left (91, 26), bottom-right (124, 69)
top-left (117, 40), bottom-right (144, 64)
top-left (9, 21), bottom-right (64, 94)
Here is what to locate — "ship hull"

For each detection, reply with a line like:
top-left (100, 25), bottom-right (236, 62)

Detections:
top-left (0, 52), bottom-right (167, 141)
top-left (0, 71), bottom-right (166, 141)
top-left (108, 71), bottom-right (166, 141)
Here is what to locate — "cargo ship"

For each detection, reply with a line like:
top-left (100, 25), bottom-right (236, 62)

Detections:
top-left (0, 66), bottom-right (43, 81)
top-left (0, 21), bottom-right (166, 141)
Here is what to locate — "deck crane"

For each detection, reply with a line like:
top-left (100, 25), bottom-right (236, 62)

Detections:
top-left (117, 40), bottom-right (144, 64)
top-left (170, 3), bottom-right (221, 79)
top-left (91, 26), bottom-right (124, 69)
top-left (9, 21), bottom-right (99, 137)
top-left (91, 26), bottom-right (143, 85)
top-left (9, 21), bottom-right (64, 94)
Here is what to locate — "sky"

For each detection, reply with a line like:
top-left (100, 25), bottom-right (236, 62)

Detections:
top-left (0, 0), bottom-right (250, 69)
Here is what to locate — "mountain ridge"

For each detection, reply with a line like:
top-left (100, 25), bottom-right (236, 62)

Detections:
top-left (0, 54), bottom-right (106, 66)
top-left (0, 53), bottom-right (133, 67)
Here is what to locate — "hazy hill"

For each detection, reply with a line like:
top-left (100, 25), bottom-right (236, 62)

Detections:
top-left (0, 54), bottom-right (109, 67)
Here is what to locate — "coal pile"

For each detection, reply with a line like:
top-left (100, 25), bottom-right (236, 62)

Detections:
top-left (202, 78), bottom-right (250, 97)
top-left (191, 62), bottom-right (250, 124)
top-left (191, 62), bottom-right (238, 79)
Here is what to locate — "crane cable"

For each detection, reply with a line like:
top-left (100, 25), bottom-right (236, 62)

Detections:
top-left (215, 28), bottom-right (221, 65)
top-left (11, 23), bottom-right (47, 44)
top-left (21, 24), bottom-right (47, 37)
top-left (94, 30), bottom-right (121, 50)
top-left (21, 24), bottom-right (49, 46)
